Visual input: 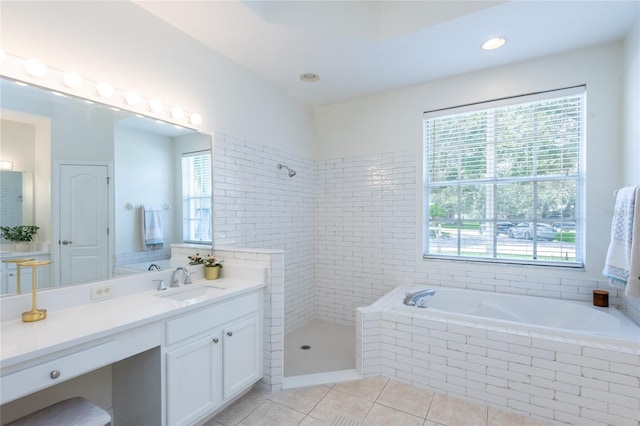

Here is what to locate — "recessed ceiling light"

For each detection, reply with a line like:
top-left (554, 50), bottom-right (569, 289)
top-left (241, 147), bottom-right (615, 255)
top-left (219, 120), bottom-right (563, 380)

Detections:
top-left (300, 72), bottom-right (320, 83)
top-left (482, 36), bottom-right (507, 51)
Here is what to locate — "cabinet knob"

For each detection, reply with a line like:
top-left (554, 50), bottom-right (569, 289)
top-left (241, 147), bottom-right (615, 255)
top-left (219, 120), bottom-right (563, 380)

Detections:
top-left (212, 338), bottom-right (219, 343)
top-left (50, 370), bottom-right (61, 379)
top-left (60, 240), bottom-right (72, 245)
top-left (226, 332), bottom-right (233, 337)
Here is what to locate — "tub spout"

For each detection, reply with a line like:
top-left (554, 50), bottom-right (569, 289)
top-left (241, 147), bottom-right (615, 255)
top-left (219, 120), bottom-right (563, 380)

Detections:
top-left (404, 289), bottom-right (436, 307)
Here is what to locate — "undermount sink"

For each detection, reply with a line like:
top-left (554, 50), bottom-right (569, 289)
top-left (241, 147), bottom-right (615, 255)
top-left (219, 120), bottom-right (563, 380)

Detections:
top-left (156, 285), bottom-right (225, 303)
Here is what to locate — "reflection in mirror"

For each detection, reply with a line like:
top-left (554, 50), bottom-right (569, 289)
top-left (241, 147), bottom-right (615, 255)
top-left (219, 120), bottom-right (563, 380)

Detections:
top-left (0, 77), bottom-right (212, 295)
top-left (0, 171), bottom-right (34, 226)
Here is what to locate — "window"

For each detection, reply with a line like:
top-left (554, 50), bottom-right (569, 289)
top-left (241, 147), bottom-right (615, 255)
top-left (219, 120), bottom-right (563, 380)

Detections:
top-left (182, 150), bottom-right (212, 243)
top-left (423, 86), bottom-right (585, 266)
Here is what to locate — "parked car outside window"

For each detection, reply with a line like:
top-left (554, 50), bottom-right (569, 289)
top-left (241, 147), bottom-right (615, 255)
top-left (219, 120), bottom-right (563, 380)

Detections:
top-left (507, 222), bottom-right (557, 240)
top-left (479, 221), bottom-right (514, 235)
top-left (551, 221), bottom-right (576, 232)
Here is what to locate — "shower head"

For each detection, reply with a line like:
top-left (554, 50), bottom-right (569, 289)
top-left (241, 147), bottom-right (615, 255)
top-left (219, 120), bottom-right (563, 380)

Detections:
top-left (277, 163), bottom-right (296, 178)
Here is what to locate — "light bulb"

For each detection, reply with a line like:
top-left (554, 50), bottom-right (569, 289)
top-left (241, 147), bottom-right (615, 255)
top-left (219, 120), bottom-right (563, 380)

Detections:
top-left (148, 99), bottom-right (164, 113)
top-left (0, 50), bottom-right (6, 63)
top-left (62, 71), bottom-right (83, 88)
top-left (189, 113), bottom-right (202, 126)
top-left (96, 81), bottom-right (114, 97)
top-left (170, 107), bottom-right (184, 120)
top-left (482, 36), bottom-right (507, 51)
top-left (123, 91), bottom-right (140, 106)
top-left (24, 58), bottom-right (47, 77)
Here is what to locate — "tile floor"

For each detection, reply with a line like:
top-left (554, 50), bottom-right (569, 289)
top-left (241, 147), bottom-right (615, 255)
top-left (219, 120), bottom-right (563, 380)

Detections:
top-left (284, 320), bottom-right (356, 377)
top-left (205, 377), bottom-right (550, 426)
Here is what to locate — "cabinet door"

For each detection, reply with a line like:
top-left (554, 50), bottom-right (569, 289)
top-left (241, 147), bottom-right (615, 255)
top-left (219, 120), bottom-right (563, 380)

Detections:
top-left (223, 315), bottom-right (261, 399)
top-left (166, 333), bottom-right (222, 426)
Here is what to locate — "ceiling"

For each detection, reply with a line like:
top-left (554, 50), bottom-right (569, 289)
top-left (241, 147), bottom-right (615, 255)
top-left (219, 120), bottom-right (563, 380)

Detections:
top-left (134, 1), bottom-right (640, 107)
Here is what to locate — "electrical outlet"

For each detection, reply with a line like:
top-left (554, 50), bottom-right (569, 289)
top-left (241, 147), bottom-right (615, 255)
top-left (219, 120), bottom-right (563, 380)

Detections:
top-left (91, 284), bottom-right (113, 300)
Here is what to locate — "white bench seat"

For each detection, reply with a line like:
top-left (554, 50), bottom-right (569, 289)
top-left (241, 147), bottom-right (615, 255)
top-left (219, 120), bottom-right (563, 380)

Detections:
top-left (7, 397), bottom-right (111, 426)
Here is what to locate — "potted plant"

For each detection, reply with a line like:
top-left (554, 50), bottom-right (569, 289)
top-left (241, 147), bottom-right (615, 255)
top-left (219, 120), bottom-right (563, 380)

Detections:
top-left (187, 253), bottom-right (224, 280)
top-left (203, 255), bottom-right (223, 280)
top-left (0, 225), bottom-right (40, 252)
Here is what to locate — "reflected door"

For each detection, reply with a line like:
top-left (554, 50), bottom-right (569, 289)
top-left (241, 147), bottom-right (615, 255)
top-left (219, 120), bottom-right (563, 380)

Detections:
top-left (59, 164), bottom-right (109, 284)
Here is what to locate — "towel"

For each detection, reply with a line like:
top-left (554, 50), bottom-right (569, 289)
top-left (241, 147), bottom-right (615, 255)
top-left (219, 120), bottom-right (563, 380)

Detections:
top-left (603, 186), bottom-right (640, 297)
top-left (140, 204), bottom-right (164, 250)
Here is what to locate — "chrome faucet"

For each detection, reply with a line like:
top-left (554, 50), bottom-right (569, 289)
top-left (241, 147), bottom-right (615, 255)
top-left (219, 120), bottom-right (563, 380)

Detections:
top-left (170, 267), bottom-right (192, 287)
top-left (148, 263), bottom-right (161, 271)
top-left (403, 289), bottom-right (436, 307)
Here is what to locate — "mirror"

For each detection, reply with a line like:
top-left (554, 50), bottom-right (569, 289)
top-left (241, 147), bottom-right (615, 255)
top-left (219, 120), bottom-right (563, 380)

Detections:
top-left (0, 78), bottom-right (212, 295)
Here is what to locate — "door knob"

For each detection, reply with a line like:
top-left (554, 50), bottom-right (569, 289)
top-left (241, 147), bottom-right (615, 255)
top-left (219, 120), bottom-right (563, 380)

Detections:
top-left (227, 332), bottom-right (233, 337)
top-left (212, 338), bottom-right (219, 343)
top-left (60, 240), bottom-right (72, 245)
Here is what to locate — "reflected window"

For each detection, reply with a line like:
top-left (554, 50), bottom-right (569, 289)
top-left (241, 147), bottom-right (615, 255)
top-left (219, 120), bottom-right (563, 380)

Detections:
top-left (181, 151), bottom-right (212, 243)
top-left (423, 86), bottom-right (585, 267)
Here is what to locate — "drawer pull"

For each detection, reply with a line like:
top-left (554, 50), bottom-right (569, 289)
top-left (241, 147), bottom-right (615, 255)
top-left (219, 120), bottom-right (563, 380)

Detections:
top-left (50, 370), bottom-right (61, 379)
top-left (226, 332), bottom-right (233, 337)
top-left (212, 338), bottom-right (219, 343)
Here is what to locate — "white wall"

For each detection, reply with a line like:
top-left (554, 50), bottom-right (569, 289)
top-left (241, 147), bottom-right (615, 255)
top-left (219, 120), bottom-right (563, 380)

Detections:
top-left (623, 19), bottom-right (640, 185)
top-left (314, 42), bottom-right (638, 324)
top-left (114, 125), bottom-right (176, 254)
top-left (0, 1), bottom-right (316, 159)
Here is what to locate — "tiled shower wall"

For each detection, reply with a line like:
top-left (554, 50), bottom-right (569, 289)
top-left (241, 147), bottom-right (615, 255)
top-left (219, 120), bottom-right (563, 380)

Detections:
top-left (212, 131), bottom-right (315, 334)
top-left (315, 151), bottom-right (418, 325)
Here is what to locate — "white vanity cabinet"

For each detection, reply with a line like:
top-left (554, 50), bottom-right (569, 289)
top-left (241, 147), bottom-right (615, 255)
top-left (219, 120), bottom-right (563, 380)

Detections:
top-left (164, 289), bottom-right (263, 426)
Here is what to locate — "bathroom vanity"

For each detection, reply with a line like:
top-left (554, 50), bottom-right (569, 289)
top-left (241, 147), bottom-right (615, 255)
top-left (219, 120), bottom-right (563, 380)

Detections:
top-left (0, 266), bottom-right (265, 426)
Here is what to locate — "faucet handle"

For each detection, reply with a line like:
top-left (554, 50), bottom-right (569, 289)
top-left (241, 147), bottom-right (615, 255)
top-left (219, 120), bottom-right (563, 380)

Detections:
top-left (184, 271), bottom-right (192, 285)
top-left (154, 279), bottom-right (166, 291)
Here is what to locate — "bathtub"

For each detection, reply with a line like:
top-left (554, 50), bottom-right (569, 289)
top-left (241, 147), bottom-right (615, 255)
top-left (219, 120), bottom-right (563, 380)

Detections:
top-left (396, 287), bottom-right (632, 337)
top-left (113, 258), bottom-right (172, 275)
top-left (358, 286), bottom-right (640, 425)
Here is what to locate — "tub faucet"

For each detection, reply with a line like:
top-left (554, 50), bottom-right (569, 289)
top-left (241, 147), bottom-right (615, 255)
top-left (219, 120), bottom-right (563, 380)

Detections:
top-left (170, 267), bottom-right (192, 287)
top-left (404, 289), bottom-right (436, 307)
top-left (148, 263), bottom-right (161, 271)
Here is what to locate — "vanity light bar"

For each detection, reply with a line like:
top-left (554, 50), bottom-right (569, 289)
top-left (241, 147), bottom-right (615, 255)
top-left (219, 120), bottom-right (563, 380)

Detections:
top-left (0, 52), bottom-right (202, 130)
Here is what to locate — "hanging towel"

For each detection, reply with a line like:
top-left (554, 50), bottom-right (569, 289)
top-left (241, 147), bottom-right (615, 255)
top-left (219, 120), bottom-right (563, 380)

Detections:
top-left (140, 204), bottom-right (164, 250)
top-left (603, 186), bottom-right (640, 297)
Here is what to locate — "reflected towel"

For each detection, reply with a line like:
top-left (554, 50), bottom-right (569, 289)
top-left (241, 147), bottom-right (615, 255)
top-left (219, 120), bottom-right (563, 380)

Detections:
top-left (603, 186), bottom-right (640, 296)
top-left (140, 204), bottom-right (164, 249)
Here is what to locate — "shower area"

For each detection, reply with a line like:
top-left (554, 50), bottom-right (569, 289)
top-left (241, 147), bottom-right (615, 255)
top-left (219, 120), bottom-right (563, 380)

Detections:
top-left (212, 131), bottom-right (414, 387)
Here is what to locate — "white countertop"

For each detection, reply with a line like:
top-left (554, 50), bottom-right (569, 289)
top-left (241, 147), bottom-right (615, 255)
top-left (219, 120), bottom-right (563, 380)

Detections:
top-left (0, 277), bottom-right (264, 369)
top-left (0, 250), bottom-right (50, 260)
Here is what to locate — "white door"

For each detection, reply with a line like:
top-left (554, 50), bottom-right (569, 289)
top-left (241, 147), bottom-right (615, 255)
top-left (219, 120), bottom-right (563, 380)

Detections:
top-left (59, 164), bottom-right (110, 285)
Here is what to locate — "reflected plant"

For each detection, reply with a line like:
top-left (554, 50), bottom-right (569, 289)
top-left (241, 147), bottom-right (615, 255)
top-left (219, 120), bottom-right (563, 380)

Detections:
top-left (0, 225), bottom-right (39, 242)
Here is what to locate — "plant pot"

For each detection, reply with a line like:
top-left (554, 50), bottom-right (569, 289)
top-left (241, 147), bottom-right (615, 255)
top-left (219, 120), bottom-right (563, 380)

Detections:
top-left (205, 266), bottom-right (220, 280)
top-left (15, 242), bottom-right (31, 252)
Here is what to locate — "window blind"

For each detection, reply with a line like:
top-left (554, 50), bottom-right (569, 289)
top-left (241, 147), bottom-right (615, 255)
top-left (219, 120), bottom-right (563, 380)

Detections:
top-left (423, 86), bottom-right (585, 266)
top-left (181, 150), bottom-right (212, 243)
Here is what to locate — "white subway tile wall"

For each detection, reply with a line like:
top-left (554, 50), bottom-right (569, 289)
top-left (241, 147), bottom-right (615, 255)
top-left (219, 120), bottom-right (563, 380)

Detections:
top-left (315, 152), bottom-right (418, 325)
top-left (213, 132), bottom-right (315, 334)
